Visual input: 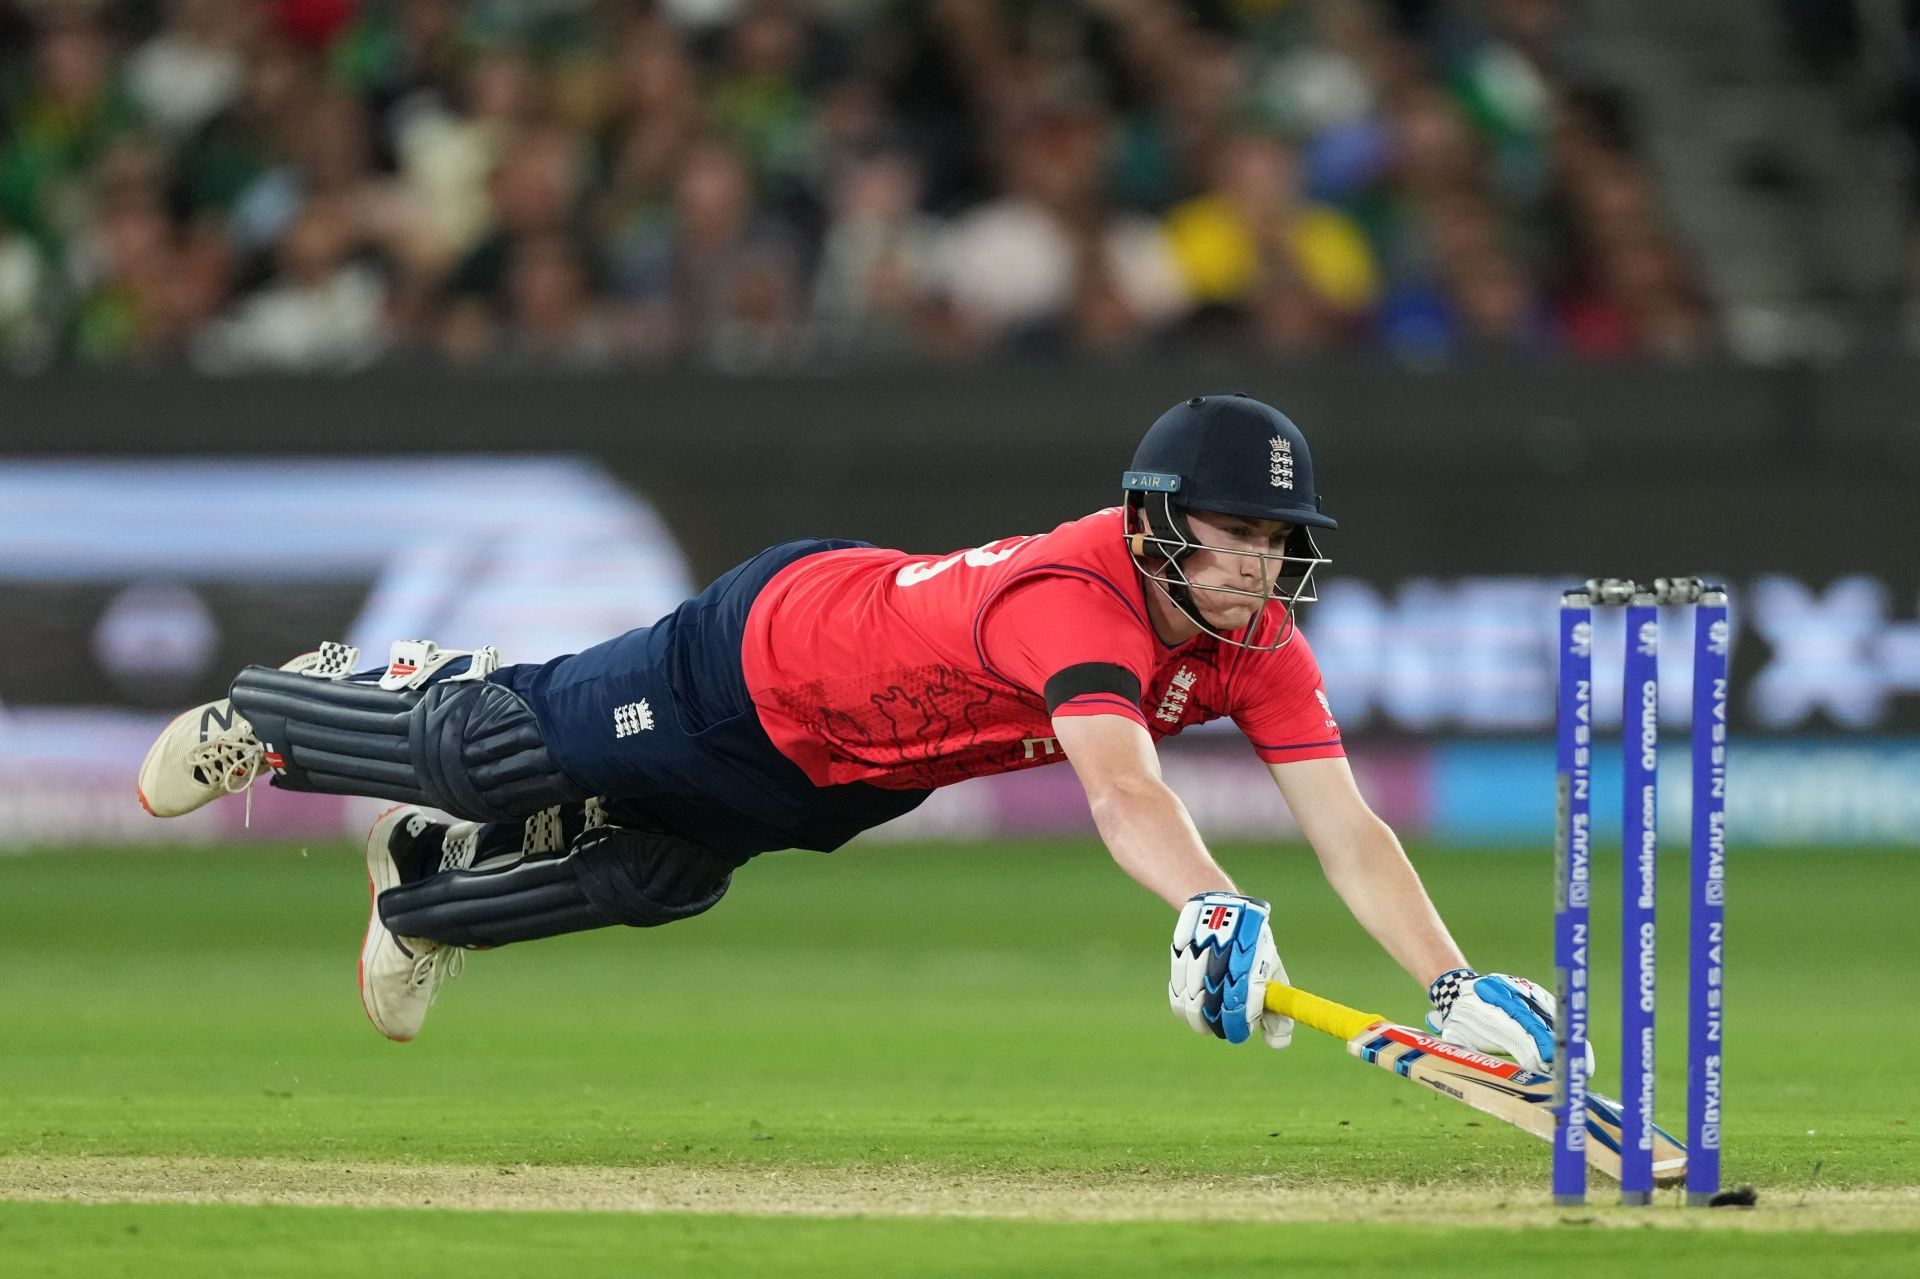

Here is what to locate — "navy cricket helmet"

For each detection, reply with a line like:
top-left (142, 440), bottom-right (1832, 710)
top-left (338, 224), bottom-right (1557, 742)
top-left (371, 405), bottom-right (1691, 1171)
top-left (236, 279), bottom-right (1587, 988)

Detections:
top-left (1121, 394), bottom-right (1336, 650)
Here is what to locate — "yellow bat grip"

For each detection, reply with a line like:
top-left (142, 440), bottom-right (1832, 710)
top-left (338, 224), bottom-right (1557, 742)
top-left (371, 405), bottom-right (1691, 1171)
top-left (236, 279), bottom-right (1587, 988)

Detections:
top-left (1264, 982), bottom-right (1387, 1042)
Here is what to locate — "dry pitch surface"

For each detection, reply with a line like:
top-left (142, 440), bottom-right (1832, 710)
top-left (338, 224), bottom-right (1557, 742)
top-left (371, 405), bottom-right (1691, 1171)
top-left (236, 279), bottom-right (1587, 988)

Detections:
top-left (5, 1155), bottom-right (1916, 1232)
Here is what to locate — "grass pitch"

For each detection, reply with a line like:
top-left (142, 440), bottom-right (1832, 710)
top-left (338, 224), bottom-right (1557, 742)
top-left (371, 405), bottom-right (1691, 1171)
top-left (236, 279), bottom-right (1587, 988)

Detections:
top-left (2, 837), bottom-right (1915, 1274)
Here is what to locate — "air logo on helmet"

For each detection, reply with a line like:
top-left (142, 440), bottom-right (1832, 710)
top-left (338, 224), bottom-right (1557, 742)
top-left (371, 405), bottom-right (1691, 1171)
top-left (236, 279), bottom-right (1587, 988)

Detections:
top-left (1269, 436), bottom-right (1294, 489)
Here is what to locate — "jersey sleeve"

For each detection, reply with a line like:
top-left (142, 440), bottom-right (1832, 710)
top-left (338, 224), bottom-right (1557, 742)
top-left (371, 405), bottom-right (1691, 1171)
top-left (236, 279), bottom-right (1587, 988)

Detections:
top-left (978, 575), bottom-right (1154, 729)
top-left (1228, 626), bottom-right (1346, 763)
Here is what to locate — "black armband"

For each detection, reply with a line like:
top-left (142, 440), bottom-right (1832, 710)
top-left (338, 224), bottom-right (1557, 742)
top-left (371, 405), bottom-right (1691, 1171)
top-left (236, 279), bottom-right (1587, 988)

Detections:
top-left (1042, 662), bottom-right (1143, 713)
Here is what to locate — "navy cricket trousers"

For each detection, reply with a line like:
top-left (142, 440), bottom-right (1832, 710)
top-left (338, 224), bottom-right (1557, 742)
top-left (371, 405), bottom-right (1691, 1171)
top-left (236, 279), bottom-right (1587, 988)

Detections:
top-left (489, 539), bottom-right (931, 864)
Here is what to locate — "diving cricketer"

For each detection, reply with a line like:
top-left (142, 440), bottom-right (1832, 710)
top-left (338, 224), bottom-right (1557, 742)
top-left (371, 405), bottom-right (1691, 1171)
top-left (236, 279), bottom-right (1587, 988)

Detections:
top-left (136, 393), bottom-right (1584, 1072)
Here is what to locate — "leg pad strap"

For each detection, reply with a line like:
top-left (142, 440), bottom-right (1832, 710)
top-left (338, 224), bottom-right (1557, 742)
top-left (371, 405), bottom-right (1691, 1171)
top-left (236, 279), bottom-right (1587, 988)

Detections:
top-left (378, 825), bottom-right (733, 947)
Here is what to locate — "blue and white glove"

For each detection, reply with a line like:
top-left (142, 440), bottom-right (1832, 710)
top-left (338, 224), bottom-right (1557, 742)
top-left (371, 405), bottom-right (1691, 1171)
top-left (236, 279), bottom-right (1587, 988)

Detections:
top-left (1169, 892), bottom-right (1292, 1049)
top-left (1425, 968), bottom-right (1598, 1076)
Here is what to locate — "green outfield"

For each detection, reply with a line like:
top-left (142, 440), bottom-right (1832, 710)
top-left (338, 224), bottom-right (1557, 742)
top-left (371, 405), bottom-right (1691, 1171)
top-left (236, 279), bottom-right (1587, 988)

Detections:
top-left (2, 838), bottom-right (1915, 1275)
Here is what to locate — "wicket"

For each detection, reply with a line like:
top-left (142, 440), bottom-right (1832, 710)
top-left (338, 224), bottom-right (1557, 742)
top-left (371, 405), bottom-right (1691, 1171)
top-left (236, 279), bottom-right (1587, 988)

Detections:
top-left (1553, 577), bottom-right (1728, 1207)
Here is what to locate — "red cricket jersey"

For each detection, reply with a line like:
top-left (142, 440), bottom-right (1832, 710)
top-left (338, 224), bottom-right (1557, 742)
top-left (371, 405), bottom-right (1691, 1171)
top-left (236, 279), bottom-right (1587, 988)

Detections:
top-left (739, 508), bottom-right (1344, 790)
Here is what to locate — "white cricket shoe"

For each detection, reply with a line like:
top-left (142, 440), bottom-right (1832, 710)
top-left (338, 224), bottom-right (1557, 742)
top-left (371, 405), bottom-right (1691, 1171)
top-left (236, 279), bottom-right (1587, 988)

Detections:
top-left (359, 805), bottom-right (469, 1043)
top-left (134, 647), bottom-right (350, 818)
top-left (136, 696), bottom-right (273, 818)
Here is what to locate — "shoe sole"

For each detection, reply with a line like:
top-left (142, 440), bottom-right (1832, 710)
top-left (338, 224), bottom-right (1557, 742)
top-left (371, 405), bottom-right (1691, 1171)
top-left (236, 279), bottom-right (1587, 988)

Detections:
top-left (359, 804), bottom-right (418, 1043)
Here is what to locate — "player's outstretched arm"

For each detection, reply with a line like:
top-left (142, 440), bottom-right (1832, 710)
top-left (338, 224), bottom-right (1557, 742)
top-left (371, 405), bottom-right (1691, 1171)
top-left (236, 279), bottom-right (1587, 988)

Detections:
top-left (1264, 756), bottom-right (1583, 1070)
top-left (1051, 712), bottom-right (1233, 908)
top-left (1054, 713), bottom-right (1292, 1050)
top-left (1267, 755), bottom-right (1469, 988)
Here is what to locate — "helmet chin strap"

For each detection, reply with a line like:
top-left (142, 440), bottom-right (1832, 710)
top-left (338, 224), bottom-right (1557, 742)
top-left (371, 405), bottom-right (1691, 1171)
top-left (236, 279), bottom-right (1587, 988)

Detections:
top-left (1146, 568), bottom-right (1212, 637)
top-left (1144, 495), bottom-right (1207, 628)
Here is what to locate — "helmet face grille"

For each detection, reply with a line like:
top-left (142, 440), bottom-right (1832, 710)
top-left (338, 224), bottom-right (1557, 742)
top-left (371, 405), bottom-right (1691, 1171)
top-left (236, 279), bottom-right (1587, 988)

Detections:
top-left (1125, 491), bottom-right (1329, 653)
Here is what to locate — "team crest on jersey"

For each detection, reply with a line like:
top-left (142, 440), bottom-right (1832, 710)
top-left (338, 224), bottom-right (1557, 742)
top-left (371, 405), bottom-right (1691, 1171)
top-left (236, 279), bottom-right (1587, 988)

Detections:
top-left (1155, 666), bottom-right (1199, 724)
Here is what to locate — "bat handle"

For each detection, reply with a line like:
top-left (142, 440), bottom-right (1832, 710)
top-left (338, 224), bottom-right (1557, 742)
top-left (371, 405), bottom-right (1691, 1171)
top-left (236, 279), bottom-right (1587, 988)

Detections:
top-left (1265, 982), bottom-right (1388, 1042)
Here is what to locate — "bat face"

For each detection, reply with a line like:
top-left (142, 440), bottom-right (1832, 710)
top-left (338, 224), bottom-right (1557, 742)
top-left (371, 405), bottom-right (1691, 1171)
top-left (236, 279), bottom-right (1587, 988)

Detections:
top-left (1349, 1022), bottom-right (1687, 1185)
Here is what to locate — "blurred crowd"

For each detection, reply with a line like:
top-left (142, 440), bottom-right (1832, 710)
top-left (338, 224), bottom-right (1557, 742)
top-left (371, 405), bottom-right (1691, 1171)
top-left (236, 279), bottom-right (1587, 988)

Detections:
top-left (0, 0), bottom-right (1713, 372)
top-left (1776, 0), bottom-right (1920, 348)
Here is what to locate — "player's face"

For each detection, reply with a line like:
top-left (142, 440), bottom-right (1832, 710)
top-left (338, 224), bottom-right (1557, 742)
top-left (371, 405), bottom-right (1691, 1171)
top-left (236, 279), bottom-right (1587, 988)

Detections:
top-left (1180, 510), bottom-right (1294, 630)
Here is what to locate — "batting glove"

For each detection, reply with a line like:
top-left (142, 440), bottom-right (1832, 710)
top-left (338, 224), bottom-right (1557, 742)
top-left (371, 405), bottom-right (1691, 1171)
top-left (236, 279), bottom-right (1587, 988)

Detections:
top-left (1425, 968), bottom-right (1598, 1076)
top-left (1169, 892), bottom-right (1292, 1049)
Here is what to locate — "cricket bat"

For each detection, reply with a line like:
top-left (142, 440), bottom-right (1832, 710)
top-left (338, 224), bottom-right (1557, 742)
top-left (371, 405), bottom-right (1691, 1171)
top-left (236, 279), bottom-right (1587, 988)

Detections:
top-left (1265, 981), bottom-right (1687, 1185)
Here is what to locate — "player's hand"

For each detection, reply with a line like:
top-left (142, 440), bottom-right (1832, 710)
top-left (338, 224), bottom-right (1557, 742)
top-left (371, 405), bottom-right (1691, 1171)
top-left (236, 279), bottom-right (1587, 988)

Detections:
top-left (1424, 968), bottom-right (1597, 1076)
top-left (1169, 892), bottom-right (1292, 1049)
